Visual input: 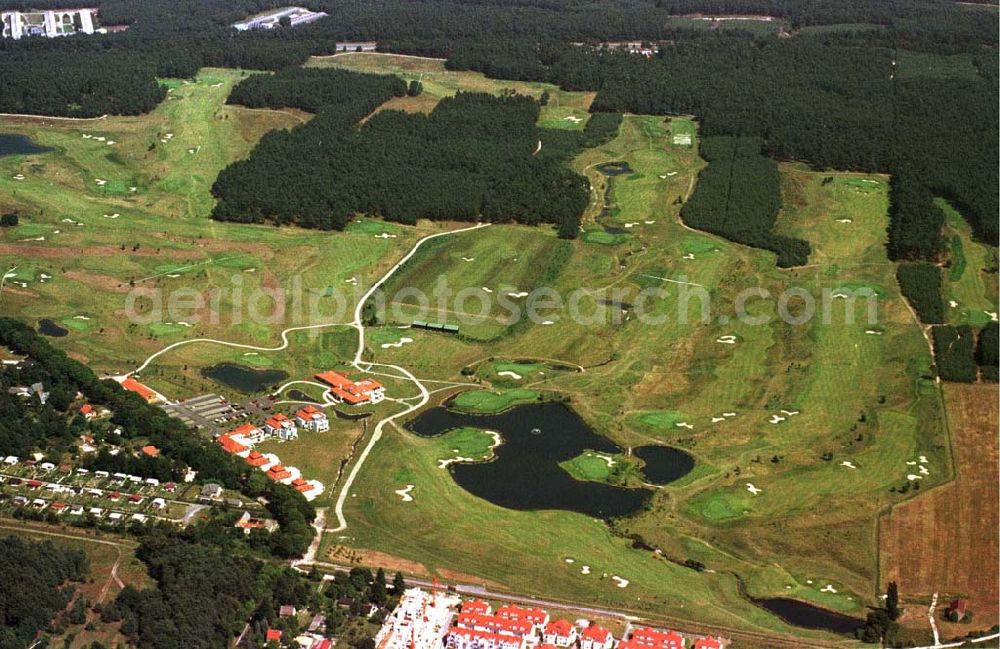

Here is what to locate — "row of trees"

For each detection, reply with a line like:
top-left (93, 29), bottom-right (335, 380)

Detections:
top-left (680, 136), bottom-right (810, 267)
top-left (214, 88), bottom-right (590, 237)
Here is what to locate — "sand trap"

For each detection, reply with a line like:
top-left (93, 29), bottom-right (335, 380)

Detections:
top-left (82, 134), bottom-right (92, 139)
top-left (211, 82), bottom-right (223, 88)
top-left (22, 236), bottom-right (45, 241)
top-left (176, 321), bottom-right (193, 327)
top-left (129, 187), bottom-right (138, 192)
top-left (906, 474), bottom-right (923, 481)
top-left (581, 566), bottom-right (591, 575)
top-left (594, 454), bottom-right (616, 467)
top-left (395, 485), bottom-right (415, 502)
top-left (39, 273), bottom-right (50, 281)
top-left (865, 330), bottom-right (883, 335)
top-left (563, 116), bottom-right (583, 123)
top-left (73, 315), bottom-right (90, 320)
top-left (438, 456), bottom-right (475, 469)
top-left (541, 320), bottom-right (554, 325)
top-left (841, 461), bottom-right (857, 469)
top-left (94, 178), bottom-right (106, 185)
top-left (836, 219), bottom-right (853, 223)
top-left (644, 220), bottom-right (655, 224)
top-left (188, 148), bottom-right (198, 154)
top-left (666, 171), bottom-right (678, 176)
top-left (565, 557), bottom-right (575, 563)
top-left (769, 415), bottom-right (786, 424)
top-left (12, 174), bottom-right (25, 181)
top-left (624, 222), bottom-right (639, 228)
top-left (103, 214), bottom-right (119, 219)
top-left (497, 370), bottom-right (522, 380)
top-left (986, 311), bottom-right (998, 322)
top-left (716, 335), bottom-right (737, 344)
top-left (381, 337), bottom-right (414, 349)
top-left (918, 465), bottom-right (929, 475)
top-left (612, 576), bottom-right (629, 588)
top-left (658, 175), bottom-right (667, 179)
top-left (723, 412), bottom-right (736, 418)
top-left (243, 352), bottom-right (257, 356)
top-left (106, 140), bottom-right (116, 145)
top-left (683, 253), bottom-right (696, 260)
top-left (780, 410), bottom-right (799, 416)
top-left (507, 291), bottom-right (529, 298)
top-left (675, 422), bottom-right (694, 430)
top-left (461, 256), bottom-right (475, 262)
top-left (374, 232), bottom-right (397, 239)
top-left (345, 277), bottom-right (358, 284)
top-left (52, 230), bottom-right (60, 234)
top-left (94, 136), bottom-right (105, 142)
top-left (746, 483), bottom-right (762, 495)
top-left (949, 300), bottom-right (958, 308)
top-left (166, 273), bottom-right (180, 278)
top-left (919, 455), bottom-right (928, 463)
top-left (711, 416), bottom-right (725, 423)
top-left (821, 585), bottom-right (837, 593)
top-left (481, 287), bottom-right (493, 293)
top-left (160, 139), bottom-right (168, 143)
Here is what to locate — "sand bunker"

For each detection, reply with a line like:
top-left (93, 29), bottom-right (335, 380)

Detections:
top-left (675, 422), bottom-right (694, 430)
top-left (716, 335), bottom-right (737, 344)
top-left (497, 370), bottom-right (522, 380)
top-left (374, 232), bottom-right (397, 239)
top-left (836, 219), bottom-right (853, 223)
top-left (746, 483), bottom-right (762, 495)
top-left (581, 566), bottom-right (591, 575)
top-left (395, 485), bottom-right (415, 502)
top-left (769, 415), bottom-right (786, 424)
top-left (865, 330), bottom-right (883, 335)
top-left (612, 576), bottom-right (629, 588)
top-left (481, 287), bottom-right (493, 293)
top-left (461, 256), bottom-right (475, 262)
top-left (438, 457), bottom-right (475, 469)
top-left (906, 474), bottom-right (923, 481)
top-left (949, 300), bottom-right (958, 308)
top-left (507, 291), bottom-right (529, 298)
top-left (780, 410), bottom-right (799, 416)
top-left (841, 461), bottom-right (857, 469)
top-left (565, 558), bottom-right (575, 563)
top-left (381, 337), bottom-right (414, 349)
top-left (563, 116), bottom-right (583, 123)
top-left (541, 320), bottom-right (554, 325)
top-left (820, 585), bottom-right (838, 593)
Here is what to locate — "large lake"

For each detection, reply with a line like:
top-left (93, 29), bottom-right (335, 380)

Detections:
top-left (408, 402), bottom-right (654, 518)
top-left (0, 133), bottom-right (52, 157)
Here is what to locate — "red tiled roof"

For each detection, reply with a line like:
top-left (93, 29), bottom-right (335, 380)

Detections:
top-left (693, 639), bottom-right (722, 649)
top-left (217, 434), bottom-right (249, 455)
top-left (121, 377), bottom-right (157, 401)
top-left (458, 613), bottom-right (533, 636)
top-left (265, 628), bottom-right (282, 642)
top-left (295, 405), bottom-right (323, 419)
top-left (544, 620), bottom-right (574, 637)
top-left (581, 625), bottom-right (612, 642)
top-left (230, 423), bottom-right (260, 437)
top-left (315, 371), bottom-right (352, 389)
top-left (245, 451), bottom-right (268, 467)
top-left (265, 413), bottom-right (292, 428)
top-left (141, 445), bottom-right (159, 457)
top-left (462, 599), bottom-right (492, 615)
top-left (331, 386), bottom-right (368, 404)
top-left (630, 628), bottom-right (684, 649)
top-left (80, 404), bottom-right (93, 415)
top-left (496, 605), bottom-right (548, 624)
top-left (267, 465), bottom-right (291, 481)
top-left (129, 494), bottom-right (143, 502)
top-left (51, 501), bottom-right (67, 509)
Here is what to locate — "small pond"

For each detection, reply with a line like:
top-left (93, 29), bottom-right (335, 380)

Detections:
top-left (754, 598), bottom-right (864, 635)
top-left (0, 133), bottom-right (53, 157)
top-left (408, 402), bottom-right (653, 518)
top-left (200, 362), bottom-right (288, 394)
top-left (595, 161), bottom-right (635, 176)
top-left (38, 318), bottom-right (68, 337)
top-left (634, 445), bottom-right (695, 485)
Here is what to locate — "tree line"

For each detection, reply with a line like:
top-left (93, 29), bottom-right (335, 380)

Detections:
top-left (680, 135), bottom-right (810, 267)
top-left (214, 80), bottom-right (590, 237)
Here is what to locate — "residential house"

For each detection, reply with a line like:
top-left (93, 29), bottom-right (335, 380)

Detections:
top-left (290, 477), bottom-right (314, 494)
top-left (543, 620), bottom-right (576, 647)
top-left (141, 445), bottom-right (159, 457)
top-left (216, 433), bottom-right (250, 455)
top-left (627, 628), bottom-right (685, 649)
top-left (580, 625), bottom-right (615, 649)
top-left (267, 465), bottom-right (292, 481)
top-left (692, 639), bottom-right (722, 649)
top-left (266, 629), bottom-right (283, 643)
top-left (448, 628), bottom-right (524, 649)
top-left (121, 377), bottom-right (158, 403)
top-left (264, 413), bottom-right (298, 440)
top-left (245, 450), bottom-right (269, 467)
top-left (280, 605), bottom-right (297, 617)
top-left (79, 403), bottom-right (96, 419)
top-left (198, 483), bottom-right (223, 502)
top-left (295, 405), bottom-right (329, 432)
top-left (230, 422), bottom-right (268, 445)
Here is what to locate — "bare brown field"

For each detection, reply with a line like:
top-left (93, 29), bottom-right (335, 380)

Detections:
top-left (879, 382), bottom-right (999, 624)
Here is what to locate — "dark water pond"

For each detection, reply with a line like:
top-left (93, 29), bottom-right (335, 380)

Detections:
top-left (408, 402), bottom-right (652, 518)
top-left (201, 362), bottom-right (288, 393)
top-left (595, 161), bottom-right (634, 176)
top-left (38, 318), bottom-right (68, 337)
top-left (634, 445), bottom-right (694, 485)
top-left (754, 598), bottom-right (863, 635)
top-left (0, 133), bottom-right (52, 156)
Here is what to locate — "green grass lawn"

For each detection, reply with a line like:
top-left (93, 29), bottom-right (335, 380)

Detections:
top-left (449, 388), bottom-right (540, 413)
top-left (936, 197), bottom-right (998, 326)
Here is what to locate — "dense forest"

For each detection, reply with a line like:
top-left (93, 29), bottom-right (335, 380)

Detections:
top-left (214, 80), bottom-right (589, 236)
top-left (932, 325), bottom-right (979, 383)
top-left (896, 262), bottom-right (944, 324)
top-left (0, 318), bottom-right (317, 557)
top-left (680, 136), bottom-right (810, 267)
top-left (0, 535), bottom-right (88, 649)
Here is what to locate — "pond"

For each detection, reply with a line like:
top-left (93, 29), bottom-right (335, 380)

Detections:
top-left (0, 133), bottom-right (53, 157)
top-left (38, 318), bottom-right (69, 337)
top-left (634, 445), bottom-right (694, 485)
top-left (407, 402), bottom-right (652, 518)
top-left (754, 598), bottom-right (864, 636)
top-left (595, 161), bottom-right (634, 176)
top-left (200, 362), bottom-right (288, 394)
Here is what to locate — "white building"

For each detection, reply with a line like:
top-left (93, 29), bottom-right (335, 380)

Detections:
top-left (264, 413), bottom-right (298, 440)
top-left (2, 8), bottom-right (95, 39)
top-left (294, 405), bottom-right (329, 432)
top-left (375, 588), bottom-right (460, 649)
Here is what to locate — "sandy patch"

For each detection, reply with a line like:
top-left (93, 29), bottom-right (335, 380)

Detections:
top-left (675, 422), bottom-right (693, 429)
top-left (497, 370), bottom-right (522, 380)
top-left (612, 576), bottom-right (629, 588)
top-left (716, 335), bottom-right (737, 344)
top-left (746, 483), bottom-right (762, 495)
top-left (395, 485), bottom-right (415, 502)
top-left (381, 337), bottom-right (414, 349)
top-left (581, 566), bottom-right (591, 575)
top-left (841, 461), bottom-right (857, 469)
top-left (507, 291), bottom-right (529, 298)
